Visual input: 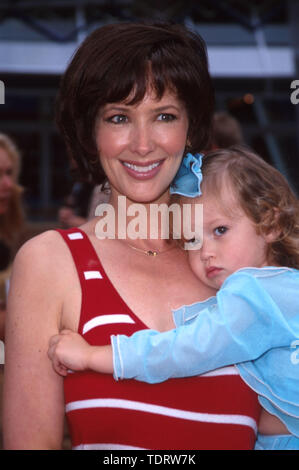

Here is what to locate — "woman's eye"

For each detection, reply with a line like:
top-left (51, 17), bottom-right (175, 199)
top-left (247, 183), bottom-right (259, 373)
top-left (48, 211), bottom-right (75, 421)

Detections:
top-left (107, 114), bottom-right (128, 124)
top-left (157, 113), bottom-right (177, 122)
top-left (214, 226), bottom-right (228, 236)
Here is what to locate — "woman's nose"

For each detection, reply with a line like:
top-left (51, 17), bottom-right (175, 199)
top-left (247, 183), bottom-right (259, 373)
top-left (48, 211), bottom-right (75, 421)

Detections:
top-left (129, 123), bottom-right (155, 157)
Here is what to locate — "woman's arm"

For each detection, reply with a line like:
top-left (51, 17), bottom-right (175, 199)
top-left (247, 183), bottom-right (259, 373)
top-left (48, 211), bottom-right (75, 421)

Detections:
top-left (3, 233), bottom-right (66, 449)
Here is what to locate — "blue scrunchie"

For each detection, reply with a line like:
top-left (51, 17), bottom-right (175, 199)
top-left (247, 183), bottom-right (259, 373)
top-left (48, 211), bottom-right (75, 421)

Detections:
top-left (170, 153), bottom-right (203, 198)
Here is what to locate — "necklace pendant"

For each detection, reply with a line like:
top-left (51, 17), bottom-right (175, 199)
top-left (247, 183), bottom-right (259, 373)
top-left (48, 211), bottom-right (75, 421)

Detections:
top-left (147, 250), bottom-right (157, 256)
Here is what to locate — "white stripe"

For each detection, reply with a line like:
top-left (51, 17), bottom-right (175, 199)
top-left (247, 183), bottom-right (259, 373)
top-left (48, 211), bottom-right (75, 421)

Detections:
top-left (68, 232), bottom-right (83, 240)
top-left (66, 398), bottom-right (257, 433)
top-left (200, 366), bottom-right (239, 377)
top-left (83, 314), bottom-right (135, 335)
top-left (84, 270), bottom-right (103, 280)
top-left (73, 443), bottom-right (147, 450)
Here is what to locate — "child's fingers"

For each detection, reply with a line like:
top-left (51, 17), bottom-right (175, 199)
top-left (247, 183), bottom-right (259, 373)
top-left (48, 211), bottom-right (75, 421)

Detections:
top-left (51, 354), bottom-right (68, 377)
top-left (57, 363), bottom-right (69, 377)
top-left (47, 342), bottom-right (56, 361)
top-left (48, 330), bottom-right (74, 351)
top-left (48, 336), bottom-right (64, 363)
top-left (48, 334), bottom-right (62, 349)
top-left (59, 329), bottom-right (74, 336)
top-left (48, 331), bottom-right (72, 358)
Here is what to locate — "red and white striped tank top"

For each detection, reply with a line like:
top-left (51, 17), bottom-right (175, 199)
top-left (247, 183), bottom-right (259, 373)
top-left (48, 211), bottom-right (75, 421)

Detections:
top-left (58, 227), bottom-right (261, 450)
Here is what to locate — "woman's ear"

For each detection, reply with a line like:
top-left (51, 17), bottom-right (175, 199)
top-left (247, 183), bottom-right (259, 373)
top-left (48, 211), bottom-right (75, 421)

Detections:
top-left (185, 137), bottom-right (192, 152)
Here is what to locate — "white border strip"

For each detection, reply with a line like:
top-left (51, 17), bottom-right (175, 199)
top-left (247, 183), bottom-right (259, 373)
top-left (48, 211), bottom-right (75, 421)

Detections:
top-left (83, 314), bottom-right (135, 335)
top-left (66, 398), bottom-right (257, 433)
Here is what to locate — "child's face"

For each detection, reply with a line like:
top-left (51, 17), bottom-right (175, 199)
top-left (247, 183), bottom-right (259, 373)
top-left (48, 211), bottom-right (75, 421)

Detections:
top-left (186, 192), bottom-right (270, 290)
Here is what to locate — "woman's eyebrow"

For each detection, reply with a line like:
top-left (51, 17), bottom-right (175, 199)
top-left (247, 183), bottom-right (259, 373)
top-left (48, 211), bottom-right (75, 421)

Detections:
top-left (102, 105), bottom-right (129, 113)
top-left (153, 105), bottom-right (181, 112)
top-left (103, 104), bottom-right (181, 113)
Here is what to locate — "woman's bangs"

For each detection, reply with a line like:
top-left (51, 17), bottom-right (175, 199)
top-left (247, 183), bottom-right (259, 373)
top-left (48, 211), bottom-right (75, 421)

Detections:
top-left (104, 58), bottom-right (177, 106)
top-left (103, 58), bottom-right (148, 106)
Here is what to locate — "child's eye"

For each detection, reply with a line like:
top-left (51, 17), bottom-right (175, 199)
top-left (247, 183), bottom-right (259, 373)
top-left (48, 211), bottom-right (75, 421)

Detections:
top-left (157, 113), bottom-right (177, 122)
top-left (106, 114), bottom-right (128, 124)
top-left (214, 226), bottom-right (228, 236)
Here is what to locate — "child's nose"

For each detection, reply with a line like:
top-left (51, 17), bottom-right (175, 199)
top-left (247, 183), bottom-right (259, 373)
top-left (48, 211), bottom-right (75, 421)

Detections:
top-left (200, 239), bottom-right (215, 262)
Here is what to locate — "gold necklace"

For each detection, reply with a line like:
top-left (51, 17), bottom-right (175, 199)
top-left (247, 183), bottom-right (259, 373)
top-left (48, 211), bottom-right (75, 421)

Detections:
top-left (126, 242), bottom-right (176, 257)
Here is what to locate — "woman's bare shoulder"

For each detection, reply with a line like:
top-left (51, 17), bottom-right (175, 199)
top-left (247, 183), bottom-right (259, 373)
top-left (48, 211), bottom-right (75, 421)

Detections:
top-left (12, 229), bottom-right (71, 283)
top-left (8, 230), bottom-right (73, 328)
top-left (15, 229), bottom-right (67, 261)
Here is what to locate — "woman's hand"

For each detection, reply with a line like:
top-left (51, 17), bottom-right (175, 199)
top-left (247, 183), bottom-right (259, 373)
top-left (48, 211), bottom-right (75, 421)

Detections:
top-left (48, 329), bottom-right (92, 376)
top-left (48, 329), bottom-right (114, 376)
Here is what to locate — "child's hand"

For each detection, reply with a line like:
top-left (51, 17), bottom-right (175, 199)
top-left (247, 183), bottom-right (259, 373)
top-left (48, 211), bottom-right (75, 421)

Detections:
top-left (48, 329), bottom-right (92, 376)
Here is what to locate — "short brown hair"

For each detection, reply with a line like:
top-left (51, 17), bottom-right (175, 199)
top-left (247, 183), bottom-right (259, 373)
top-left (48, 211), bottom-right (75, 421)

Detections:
top-left (200, 146), bottom-right (299, 268)
top-left (55, 22), bottom-right (214, 184)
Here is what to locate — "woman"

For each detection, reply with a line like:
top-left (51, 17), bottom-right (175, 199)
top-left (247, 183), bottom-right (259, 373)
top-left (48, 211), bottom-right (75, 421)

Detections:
top-left (0, 134), bottom-right (24, 341)
top-left (3, 22), bottom-right (260, 450)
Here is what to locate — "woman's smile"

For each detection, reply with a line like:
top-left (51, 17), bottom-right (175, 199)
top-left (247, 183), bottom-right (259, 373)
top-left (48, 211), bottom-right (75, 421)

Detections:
top-left (121, 158), bottom-right (164, 180)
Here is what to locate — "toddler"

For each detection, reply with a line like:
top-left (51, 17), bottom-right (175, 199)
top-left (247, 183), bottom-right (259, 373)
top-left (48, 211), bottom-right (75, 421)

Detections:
top-left (48, 146), bottom-right (299, 450)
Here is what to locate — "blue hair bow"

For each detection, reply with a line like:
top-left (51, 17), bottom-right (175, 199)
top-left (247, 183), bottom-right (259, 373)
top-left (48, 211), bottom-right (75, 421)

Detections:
top-left (170, 153), bottom-right (203, 197)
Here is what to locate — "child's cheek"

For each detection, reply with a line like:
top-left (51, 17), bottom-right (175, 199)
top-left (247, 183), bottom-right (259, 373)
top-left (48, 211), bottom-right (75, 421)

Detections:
top-left (188, 250), bottom-right (204, 280)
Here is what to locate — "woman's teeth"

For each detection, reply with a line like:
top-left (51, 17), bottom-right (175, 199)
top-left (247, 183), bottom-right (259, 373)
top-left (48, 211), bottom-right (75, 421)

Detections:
top-left (123, 162), bottom-right (160, 173)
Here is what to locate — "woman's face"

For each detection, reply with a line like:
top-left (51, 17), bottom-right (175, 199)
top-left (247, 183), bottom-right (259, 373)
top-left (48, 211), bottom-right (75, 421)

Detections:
top-left (95, 88), bottom-right (189, 204)
top-left (0, 148), bottom-right (14, 215)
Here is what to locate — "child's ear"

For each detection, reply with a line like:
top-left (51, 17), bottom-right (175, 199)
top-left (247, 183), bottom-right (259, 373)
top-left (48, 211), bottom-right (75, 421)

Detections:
top-left (262, 207), bottom-right (281, 243)
top-left (263, 230), bottom-right (280, 244)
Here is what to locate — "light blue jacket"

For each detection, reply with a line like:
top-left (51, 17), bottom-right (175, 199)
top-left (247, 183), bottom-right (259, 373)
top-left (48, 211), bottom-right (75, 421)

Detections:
top-left (111, 267), bottom-right (299, 437)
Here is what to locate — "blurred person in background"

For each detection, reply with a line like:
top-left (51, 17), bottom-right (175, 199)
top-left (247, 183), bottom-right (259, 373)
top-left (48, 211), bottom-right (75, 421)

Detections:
top-left (210, 111), bottom-right (244, 150)
top-left (58, 169), bottom-right (111, 228)
top-left (0, 133), bottom-right (25, 341)
top-left (58, 179), bottom-right (95, 228)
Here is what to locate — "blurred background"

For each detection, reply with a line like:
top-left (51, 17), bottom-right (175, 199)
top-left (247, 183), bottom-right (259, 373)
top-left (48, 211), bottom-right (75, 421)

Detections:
top-left (0, 0), bottom-right (298, 225)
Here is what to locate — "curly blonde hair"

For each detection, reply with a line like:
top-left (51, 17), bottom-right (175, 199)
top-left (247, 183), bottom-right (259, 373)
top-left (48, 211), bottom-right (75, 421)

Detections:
top-left (0, 133), bottom-right (25, 246)
top-left (198, 145), bottom-right (299, 269)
